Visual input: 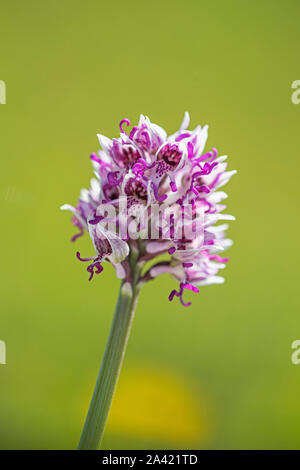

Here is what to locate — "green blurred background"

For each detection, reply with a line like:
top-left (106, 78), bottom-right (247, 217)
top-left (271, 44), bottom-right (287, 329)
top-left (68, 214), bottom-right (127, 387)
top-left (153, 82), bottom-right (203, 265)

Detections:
top-left (0, 0), bottom-right (300, 450)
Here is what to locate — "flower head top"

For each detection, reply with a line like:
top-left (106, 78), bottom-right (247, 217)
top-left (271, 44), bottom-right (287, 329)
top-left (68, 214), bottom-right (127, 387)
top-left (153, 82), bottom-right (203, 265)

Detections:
top-left (61, 113), bottom-right (236, 305)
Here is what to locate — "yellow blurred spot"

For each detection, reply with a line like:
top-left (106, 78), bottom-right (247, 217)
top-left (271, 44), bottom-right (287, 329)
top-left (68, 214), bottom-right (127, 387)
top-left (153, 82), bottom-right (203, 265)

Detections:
top-left (105, 364), bottom-right (212, 446)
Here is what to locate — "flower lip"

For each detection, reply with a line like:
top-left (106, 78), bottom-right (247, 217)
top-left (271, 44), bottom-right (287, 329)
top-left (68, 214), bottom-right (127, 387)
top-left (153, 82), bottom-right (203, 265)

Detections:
top-left (124, 177), bottom-right (148, 202)
top-left (111, 139), bottom-right (141, 168)
top-left (157, 143), bottom-right (183, 168)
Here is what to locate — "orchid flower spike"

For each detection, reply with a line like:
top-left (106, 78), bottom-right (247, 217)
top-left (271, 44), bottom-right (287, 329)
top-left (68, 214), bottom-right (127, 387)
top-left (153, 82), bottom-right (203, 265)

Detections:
top-left (61, 112), bottom-right (236, 306)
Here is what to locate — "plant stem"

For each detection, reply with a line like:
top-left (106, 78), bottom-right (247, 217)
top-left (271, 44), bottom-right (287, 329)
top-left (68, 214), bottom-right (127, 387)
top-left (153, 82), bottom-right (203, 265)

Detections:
top-left (78, 279), bottom-right (139, 450)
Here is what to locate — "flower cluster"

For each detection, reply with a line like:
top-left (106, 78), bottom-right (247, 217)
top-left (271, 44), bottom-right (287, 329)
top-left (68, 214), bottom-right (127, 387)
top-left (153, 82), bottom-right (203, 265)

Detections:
top-left (61, 113), bottom-right (236, 306)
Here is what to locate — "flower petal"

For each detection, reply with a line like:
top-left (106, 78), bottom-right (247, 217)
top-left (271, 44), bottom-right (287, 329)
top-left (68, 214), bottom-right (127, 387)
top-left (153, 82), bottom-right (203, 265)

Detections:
top-left (95, 223), bottom-right (129, 264)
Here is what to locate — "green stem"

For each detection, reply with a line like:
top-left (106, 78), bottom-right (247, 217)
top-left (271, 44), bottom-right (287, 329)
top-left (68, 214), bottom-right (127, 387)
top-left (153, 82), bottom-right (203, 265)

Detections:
top-left (78, 279), bottom-right (140, 450)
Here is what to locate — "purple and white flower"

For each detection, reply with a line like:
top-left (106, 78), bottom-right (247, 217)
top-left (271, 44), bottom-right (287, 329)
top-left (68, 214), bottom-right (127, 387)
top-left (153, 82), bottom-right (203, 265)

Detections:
top-left (61, 113), bottom-right (236, 305)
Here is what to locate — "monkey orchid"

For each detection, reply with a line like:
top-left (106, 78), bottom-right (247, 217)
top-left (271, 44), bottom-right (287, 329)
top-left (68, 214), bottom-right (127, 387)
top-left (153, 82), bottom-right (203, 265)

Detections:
top-left (61, 113), bottom-right (236, 449)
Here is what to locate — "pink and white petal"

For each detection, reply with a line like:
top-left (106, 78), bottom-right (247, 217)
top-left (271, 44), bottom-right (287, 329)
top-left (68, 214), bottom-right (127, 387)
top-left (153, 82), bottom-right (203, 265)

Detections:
top-left (95, 224), bottom-right (129, 264)
top-left (97, 134), bottom-right (113, 154)
top-left (150, 264), bottom-right (185, 281)
top-left (113, 262), bottom-right (127, 279)
top-left (214, 170), bottom-right (237, 189)
top-left (194, 276), bottom-right (225, 286)
top-left (179, 111), bottom-right (190, 131)
top-left (60, 204), bottom-right (87, 228)
top-left (146, 241), bottom-right (172, 253)
top-left (207, 191), bottom-right (228, 204)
